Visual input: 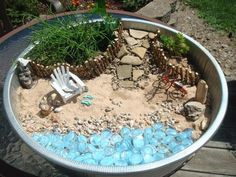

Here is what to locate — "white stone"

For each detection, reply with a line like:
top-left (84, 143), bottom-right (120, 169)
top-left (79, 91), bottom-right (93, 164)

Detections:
top-left (54, 107), bottom-right (63, 113)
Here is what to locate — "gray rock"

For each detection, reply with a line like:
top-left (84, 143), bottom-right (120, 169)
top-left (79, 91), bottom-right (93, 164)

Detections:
top-left (116, 65), bottom-right (132, 79)
top-left (133, 69), bottom-right (144, 81)
top-left (120, 55), bottom-right (143, 65)
top-left (117, 45), bottom-right (129, 58)
top-left (129, 29), bottom-right (148, 39)
top-left (131, 47), bottom-right (147, 59)
top-left (184, 101), bottom-right (206, 121)
top-left (168, 13), bottom-right (178, 26)
top-left (136, 0), bottom-right (172, 23)
top-left (120, 81), bottom-right (134, 88)
top-left (125, 37), bottom-right (138, 46)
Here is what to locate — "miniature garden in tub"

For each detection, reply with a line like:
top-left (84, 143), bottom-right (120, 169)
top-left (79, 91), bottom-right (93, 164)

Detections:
top-left (14, 9), bottom-right (211, 167)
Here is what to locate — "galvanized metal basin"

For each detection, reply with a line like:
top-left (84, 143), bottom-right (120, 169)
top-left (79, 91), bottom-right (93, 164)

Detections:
top-left (3, 16), bottom-right (228, 177)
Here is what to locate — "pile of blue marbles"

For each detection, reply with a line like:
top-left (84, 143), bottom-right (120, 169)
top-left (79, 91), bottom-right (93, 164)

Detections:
top-left (32, 122), bottom-right (193, 166)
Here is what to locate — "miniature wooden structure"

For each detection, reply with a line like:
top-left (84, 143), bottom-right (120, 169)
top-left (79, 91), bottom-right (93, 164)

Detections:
top-left (50, 66), bottom-right (88, 103)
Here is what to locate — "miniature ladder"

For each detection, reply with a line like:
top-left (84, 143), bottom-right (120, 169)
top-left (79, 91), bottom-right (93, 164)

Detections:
top-left (50, 66), bottom-right (87, 103)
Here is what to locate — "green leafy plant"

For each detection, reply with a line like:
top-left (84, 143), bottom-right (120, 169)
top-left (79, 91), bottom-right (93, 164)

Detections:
top-left (122, 0), bottom-right (151, 11)
top-left (160, 33), bottom-right (190, 56)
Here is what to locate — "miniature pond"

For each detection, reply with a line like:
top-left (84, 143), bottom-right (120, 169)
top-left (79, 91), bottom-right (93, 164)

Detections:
top-left (14, 18), bottom-right (211, 167)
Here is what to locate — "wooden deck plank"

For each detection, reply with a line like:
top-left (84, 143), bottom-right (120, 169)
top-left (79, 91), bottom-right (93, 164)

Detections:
top-left (172, 170), bottom-right (234, 177)
top-left (181, 147), bottom-right (236, 176)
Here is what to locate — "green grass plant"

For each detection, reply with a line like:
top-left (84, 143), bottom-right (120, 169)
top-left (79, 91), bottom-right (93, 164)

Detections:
top-left (26, 16), bottom-right (119, 65)
top-left (186, 0), bottom-right (236, 34)
top-left (160, 33), bottom-right (190, 57)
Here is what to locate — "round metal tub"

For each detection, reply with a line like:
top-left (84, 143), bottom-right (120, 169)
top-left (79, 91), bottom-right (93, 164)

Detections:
top-left (3, 15), bottom-right (228, 177)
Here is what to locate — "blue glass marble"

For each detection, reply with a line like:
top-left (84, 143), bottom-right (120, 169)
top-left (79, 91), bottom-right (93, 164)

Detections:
top-left (92, 151), bottom-right (104, 161)
top-left (129, 153), bottom-right (143, 165)
top-left (100, 138), bottom-right (110, 148)
top-left (104, 147), bottom-right (115, 156)
top-left (90, 134), bottom-right (102, 146)
top-left (132, 136), bottom-right (145, 149)
top-left (161, 135), bottom-right (174, 145)
top-left (87, 144), bottom-right (97, 152)
top-left (172, 145), bottom-right (185, 153)
top-left (120, 151), bottom-right (133, 161)
top-left (101, 130), bottom-right (112, 139)
top-left (100, 156), bottom-right (114, 166)
top-left (120, 127), bottom-right (131, 137)
top-left (83, 158), bottom-right (97, 165)
top-left (131, 129), bottom-right (143, 137)
top-left (114, 160), bottom-right (128, 166)
top-left (110, 134), bottom-right (122, 145)
top-left (153, 122), bottom-right (164, 130)
top-left (166, 128), bottom-right (178, 136)
top-left (77, 135), bottom-right (87, 143)
top-left (141, 145), bottom-right (156, 155)
top-left (143, 154), bottom-right (155, 164)
top-left (113, 152), bottom-right (121, 161)
top-left (154, 130), bottom-right (166, 140)
top-left (83, 95), bottom-right (94, 99)
top-left (77, 142), bottom-right (87, 153)
top-left (153, 152), bottom-right (165, 161)
top-left (64, 131), bottom-right (77, 142)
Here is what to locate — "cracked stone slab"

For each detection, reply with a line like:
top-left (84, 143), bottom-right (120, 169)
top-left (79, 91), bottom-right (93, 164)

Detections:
top-left (120, 55), bottom-right (143, 66)
top-left (131, 47), bottom-right (147, 59)
top-left (119, 80), bottom-right (134, 88)
top-left (125, 37), bottom-right (138, 46)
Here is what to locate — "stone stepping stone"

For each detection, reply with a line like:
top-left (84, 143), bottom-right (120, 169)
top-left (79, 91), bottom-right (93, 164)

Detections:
top-left (125, 37), bottom-right (138, 46)
top-left (129, 29), bottom-right (148, 39)
top-left (120, 80), bottom-right (134, 88)
top-left (117, 65), bottom-right (132, 79)
top-left (136, 0), bottom-right (172, 23)
top-left (131, 47), bottom-right (147, 59)
top-left (133, 70), bottom-right (144, 81)
top-left (117, 45), bottom-right (129, 58)
top-left (120, 55), bottom-right (143, 66)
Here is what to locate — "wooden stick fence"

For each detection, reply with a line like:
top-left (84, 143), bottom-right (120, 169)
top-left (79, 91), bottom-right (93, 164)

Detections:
top-left (150, 31), bottom-right (200, 86)
top-left (29, 22), bottom-right (124, 79)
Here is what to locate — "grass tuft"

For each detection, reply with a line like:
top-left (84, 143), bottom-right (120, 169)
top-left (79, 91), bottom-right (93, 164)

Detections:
top-left (186, 0), bottom-right (236, 34)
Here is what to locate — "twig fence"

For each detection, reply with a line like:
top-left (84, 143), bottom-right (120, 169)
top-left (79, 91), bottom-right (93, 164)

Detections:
top-left (150, 30), bottom-right (200, 86)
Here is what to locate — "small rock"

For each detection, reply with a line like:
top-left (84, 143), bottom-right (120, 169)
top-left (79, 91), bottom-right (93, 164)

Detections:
top-left (131, 47), bottom-right (147, 59)
top-left (117, 65), bottom-right (132, 79)
top-left (125, 37), bottom-right (138, 46)
top-left (200, 119), bottom-right (208, 131)
top-left (51, 93), bottom-right (57, 100)
top-left (112, 82), bottom-right (119, 91)
top-left (148, 32), bottom-right (156, 39)
top-left (105, 107), bottom-right (113, 112)
top-left (168, 14), bottom-right (177, 26)
top-left (120, 55), bottom-right (143, 65)
top-left (129, 29), bottom-right (148, 39)
top-left (51, 115), bottom-right (59, 123)
top-left (39, 103), bottom-right (53, 116)
top-left (142, 39), bottom-right (150, 48)
top-left (120, 81), bottom-right (134, 88)
top-left (183, 101), bottom-right (206, 121)
top-left (133, 70), bottom-right (144, 81)
top-left (54, 107), bottom-right (63, 113)
top-left (117, 45), bottom-right (129, 58)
